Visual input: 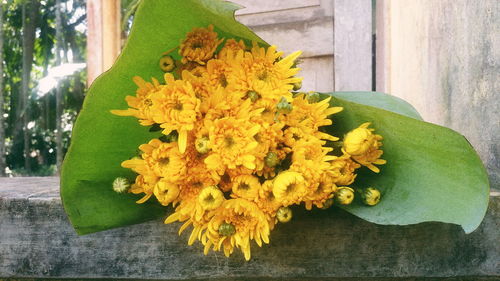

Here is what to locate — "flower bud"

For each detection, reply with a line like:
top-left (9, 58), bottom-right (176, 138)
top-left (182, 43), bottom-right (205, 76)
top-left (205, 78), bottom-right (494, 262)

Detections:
top-left (360, 187), bottom-right (381, 206)
top-left (112, 177), bottom-right (130, 193)
top-left (246, 91), bottom-right (260, 102)
top-left (277, 206), bottom-right (292, 223)
top-left (343, 123), bottom-right (376, 156)
top-left (335, 186), bottom-right (355, 205)
top-left (321, 198), bottom-right (334, 209)
top-left (264, 152), bottom-right (280, 168)
top-left (306, 92), bottom-right (320, 103)
top-left (218, 222), bottom-right (236, 236)
top-left (195, 136), bottom-right (211, 154)
top-left (159, 55), bottom-right (175, 72)
top-left (292, 81), bottom-right (302, 91)
top-left (154, 180), bottom-right (180, 206)
top-left (276, 97), bottom-right (293, 114)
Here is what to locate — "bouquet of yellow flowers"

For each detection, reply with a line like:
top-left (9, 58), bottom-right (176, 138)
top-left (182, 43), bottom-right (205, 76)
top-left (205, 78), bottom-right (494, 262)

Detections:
top-left (60, 0), bottom-right (489, 261)
top-left (109, 25), bottom-right (387, 260)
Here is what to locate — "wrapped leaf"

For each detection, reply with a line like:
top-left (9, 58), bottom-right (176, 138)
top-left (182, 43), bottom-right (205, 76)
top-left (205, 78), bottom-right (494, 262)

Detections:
top-left (61, 0), bottom-right (489, 235)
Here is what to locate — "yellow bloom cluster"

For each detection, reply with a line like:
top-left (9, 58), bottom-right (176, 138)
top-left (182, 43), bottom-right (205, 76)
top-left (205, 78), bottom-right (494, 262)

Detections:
top-left (112, 25), bottom-right (386, 260)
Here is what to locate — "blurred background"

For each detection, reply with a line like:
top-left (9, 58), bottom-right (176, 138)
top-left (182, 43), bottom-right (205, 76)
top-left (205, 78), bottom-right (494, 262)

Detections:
top-left (0, 0), bottom-right (498, 191)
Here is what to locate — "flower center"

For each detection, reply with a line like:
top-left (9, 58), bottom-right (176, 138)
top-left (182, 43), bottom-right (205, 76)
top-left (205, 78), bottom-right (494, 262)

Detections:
top-left (285, 183), bottom-right (296, 194)
top-left (224, 136), bottom-right (235, 148)
top-left (257, 70), bottom-right (268, 81)
top-left (174, 102), bottom-right (183, 111)
top-left (238, 183), bottom-right (250, 190)
top-left (219, 74), bottom-right (228, 87)
top-left (159, 157), bottom-right (170, 165)
top-left (192, 42), bottom-right (203, 49)
top-left (203, 193), bottom-right (215, 204)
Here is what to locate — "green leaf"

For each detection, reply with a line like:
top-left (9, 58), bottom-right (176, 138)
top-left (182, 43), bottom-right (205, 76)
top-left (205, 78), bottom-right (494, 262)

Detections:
top-left (61, 0), bottom-right (265, 235)
top-left (61, 0), bottom-right (489, 235)
top-left (323, 93), bottom-right (489, 233)
top-left (329, 92), bottom-right (423, 120)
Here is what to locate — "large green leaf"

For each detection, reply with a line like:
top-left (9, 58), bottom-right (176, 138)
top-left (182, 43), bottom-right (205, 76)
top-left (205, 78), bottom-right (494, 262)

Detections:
top-left (61, 0), bottom-right (265, 235)
top-left (323, 93), bottom-right (489, 234)
top-left (61, 0), bottom-right (489, 235)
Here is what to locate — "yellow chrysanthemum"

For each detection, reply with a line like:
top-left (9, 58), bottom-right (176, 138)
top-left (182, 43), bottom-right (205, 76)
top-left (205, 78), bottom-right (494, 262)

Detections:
top-left (202, 58), bottom-right (233, 91)
top-left (251, 121), bottom-right (285, 172)
top-left (165, 194), bottom-right (212, 247)
top-left (110, 76), bottom-right (162, 126)
top-left (179, 24), bottom-right (223, 64)
top-left (151, 73), bottom-right (201, 153)
top-left (329, 155), bottom-right (361, 186)
top-left (290, 139), bottom-right (336, 183)
top-left (204, 117), bottom-right (260, 171)
top-left (121, 139), bottom-right (187, 204)
top-left (253, 98), bottom-right (280, 123)
top-left (272, 171), bottom-right (308, 206)
top-left (303, 173), bottom-right (337, 210)
top-left (218, 39), bottom-right (246, 59)
top-left (181, 70), bottom-right (211, 111)
top-left (229, 43), bottom-right (302, 102)
top-left (203, 198), bottom-right (270, 261)
top-left (198, 185), bottom-right (225, 210)
top-left (343, 122), bottom-right (386, 173)
top-left (286, 94), bottom-right (342, 141)
top-left (204, 90), bottom-right (262, 121)
top-left (231, 175), bottom-right (261, 200)
top-left (154, 179), bottom-right (180, 206)
top-left (256, 180), bottom-right (281, 227)
top-left (122, 139), bottom-right (187, 182)
top-left (128, 174), bottom-right (157, 204)
top-left (343, 122), bottom-right (377, 155)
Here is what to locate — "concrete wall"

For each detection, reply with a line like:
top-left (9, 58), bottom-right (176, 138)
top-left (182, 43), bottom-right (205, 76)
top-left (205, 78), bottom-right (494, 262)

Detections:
top-left (376, 0), bottom-right (500, 190)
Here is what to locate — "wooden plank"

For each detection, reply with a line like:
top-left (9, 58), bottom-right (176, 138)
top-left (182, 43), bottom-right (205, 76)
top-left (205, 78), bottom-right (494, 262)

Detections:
top-left (333, 0), bottom-right (372, 91)
top-left (86, 0), bottom-right (120, 85)
top-left (375, 0), bottom-right (391, 93)
top-left (0, 177), bottom-right (498, 279)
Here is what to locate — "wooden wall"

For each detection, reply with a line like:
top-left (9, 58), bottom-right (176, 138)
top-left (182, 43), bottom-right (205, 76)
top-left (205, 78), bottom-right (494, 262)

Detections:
top-left (376, 0), bottom-right (500, 190)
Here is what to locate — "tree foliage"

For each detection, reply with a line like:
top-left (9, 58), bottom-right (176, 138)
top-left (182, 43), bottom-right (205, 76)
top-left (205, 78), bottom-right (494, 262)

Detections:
top-left (1, 0), bottom-right (87, 176)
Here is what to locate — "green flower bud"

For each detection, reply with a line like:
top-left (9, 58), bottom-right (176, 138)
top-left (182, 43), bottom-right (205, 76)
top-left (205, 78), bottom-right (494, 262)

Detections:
top-left (277, 206), bottom-right (292, 223)
top-left (159, 55), bottom-right (175, 72)
top-left (168, 132), bottom-right (179, 143)
top-left (246, 91), bottom-right (260, 102)
top-left (306, 92), bottom-right (320, 103)
top-left (335, 186), bottom-right (355, 205)
top-left (264, 152), bottom-right (280, 168)
top-left (292, 81), bottom-right (302, 91)
top-left (195, 136), bottom-right (211, 154)
top-left (361, 187), bottom-right (381, 206)
top-left (321, 198), bottom-right (334, 209)
top-left (218, 222), bottom-right (236, 236)
top-left (276, 97), bottom-right (292, 114)
top-left (112, 177), bottom-right (130, 193)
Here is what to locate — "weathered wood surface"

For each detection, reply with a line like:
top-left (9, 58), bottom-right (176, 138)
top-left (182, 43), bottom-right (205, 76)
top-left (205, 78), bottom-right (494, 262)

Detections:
top-left (0, 177), bottom-right (498, 280)
top-left (376, 0), bottom-right (500, 191)
top-left (333, 0), bottom-right (372, 91)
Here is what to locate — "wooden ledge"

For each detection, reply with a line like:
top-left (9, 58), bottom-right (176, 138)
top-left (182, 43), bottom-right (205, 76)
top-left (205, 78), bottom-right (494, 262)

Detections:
top-left (0, 177), bottom-right (499, 280)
